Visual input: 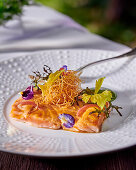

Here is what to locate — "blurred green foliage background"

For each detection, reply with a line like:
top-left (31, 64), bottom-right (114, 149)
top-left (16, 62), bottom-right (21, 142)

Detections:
top-left (0, 0), bottom-right (136, 47)
top-left (0, 0), bottom-right (30, 24)
top-left (35, 0), bottom-right (136, 47)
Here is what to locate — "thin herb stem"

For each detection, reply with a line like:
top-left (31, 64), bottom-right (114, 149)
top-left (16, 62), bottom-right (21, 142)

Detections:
top-left (29, 65), bottom-right (52, 90)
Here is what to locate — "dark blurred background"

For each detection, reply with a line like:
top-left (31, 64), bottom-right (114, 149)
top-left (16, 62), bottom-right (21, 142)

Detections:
top-left (0, 0), bottom-right (136, 47)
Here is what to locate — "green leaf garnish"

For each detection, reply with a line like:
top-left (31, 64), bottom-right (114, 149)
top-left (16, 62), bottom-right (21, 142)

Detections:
top-left (82, 77), bottom-right (121, 116)
top-left (110, 90), bottom-right (117, 102)
top-left (81, 87), bottom-right (93, 95)
top-left (91, 90), bottom-right (112, 109)
top-left (95, 77), bottom-right (105, 94)
top-left (82, 77), bottom-right (112, 109)
top-left (38, 69), bottom-right (65, 97)
top-left (47, 69), bottom-right (64, 87)
top-left (82, 90), bottom-right (112, 109)
top-left (91, 89), bottom-right (117, 102)
top-left (82, 94), bottom-right (92, 103)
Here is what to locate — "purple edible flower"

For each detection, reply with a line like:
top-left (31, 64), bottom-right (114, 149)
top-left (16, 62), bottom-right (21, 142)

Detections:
top-left (21, 86), bottom-right (34, 100)
top-left (58, 113), bottom-right (75, 128)
top-left (62, 65), bottom-right (67, 71)
top-left (59, 65), bottom-right (67, 72)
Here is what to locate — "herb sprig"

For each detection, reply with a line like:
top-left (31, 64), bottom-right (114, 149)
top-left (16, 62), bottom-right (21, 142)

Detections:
top-left (29, 65), bottom-right (52, 89)
top-left (89, 102), bottom-right (122, 118)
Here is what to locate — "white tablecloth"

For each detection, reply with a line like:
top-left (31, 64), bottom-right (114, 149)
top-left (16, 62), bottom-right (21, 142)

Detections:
top-left (0, 4), bottom-right (131, 61)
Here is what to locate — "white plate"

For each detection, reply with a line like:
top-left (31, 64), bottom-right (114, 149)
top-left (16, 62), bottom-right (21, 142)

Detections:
top-left (0, 49), bottom-right (136, 157)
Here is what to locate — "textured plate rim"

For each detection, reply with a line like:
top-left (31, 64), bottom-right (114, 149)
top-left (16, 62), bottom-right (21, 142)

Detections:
top-left (0, 141), bottom-right (135, 158)
top-left (0, 49), bottom-right (136, 157)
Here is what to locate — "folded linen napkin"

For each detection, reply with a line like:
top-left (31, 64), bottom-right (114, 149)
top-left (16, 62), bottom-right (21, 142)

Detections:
top-left (0, 4), bottom-right (130, 60)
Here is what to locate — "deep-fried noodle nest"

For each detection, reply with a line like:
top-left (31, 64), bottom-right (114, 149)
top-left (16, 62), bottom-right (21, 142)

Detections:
top-left (44, 70), bottom-right (82, 106)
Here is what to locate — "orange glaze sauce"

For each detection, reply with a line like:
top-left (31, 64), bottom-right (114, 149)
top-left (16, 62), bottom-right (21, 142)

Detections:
top-left (10, 89), bottom-right (106, 133)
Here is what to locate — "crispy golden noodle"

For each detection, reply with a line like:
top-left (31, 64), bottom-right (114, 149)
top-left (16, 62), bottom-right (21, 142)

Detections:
top-left (44, 70), bottom-right (82, 106)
